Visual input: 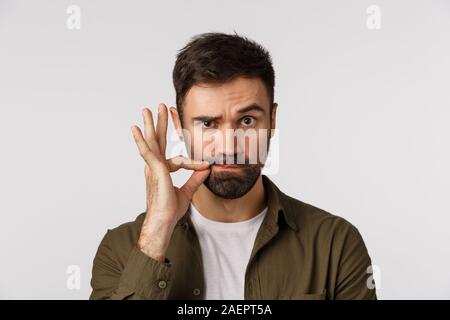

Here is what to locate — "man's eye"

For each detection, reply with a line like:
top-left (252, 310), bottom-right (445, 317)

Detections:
top-left (240, 116), bottom-right (255, 126)
top-left (202, 120), bottom-right (214, 128)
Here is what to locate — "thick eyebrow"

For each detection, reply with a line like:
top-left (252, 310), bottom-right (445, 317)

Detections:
top-left (191, 115), bottom-right (222, 122)
top-left (237, 103), bottom-right (265, 114)
top-left (191, 103), bottom-right (265, 123)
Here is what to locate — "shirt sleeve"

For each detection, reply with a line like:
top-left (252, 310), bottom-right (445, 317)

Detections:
top-left (89, 230), bottom-right (173, 300)
top-left (334, 226), bottom-right (378, 300)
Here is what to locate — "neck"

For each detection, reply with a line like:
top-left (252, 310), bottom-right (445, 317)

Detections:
top-left (191, 175), bottom-right (267, 223)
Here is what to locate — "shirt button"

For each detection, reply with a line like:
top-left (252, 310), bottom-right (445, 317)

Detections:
top-left (193, 288), bottom-right (201, 296)
top-left (158, 280), bottom-right (167, 289)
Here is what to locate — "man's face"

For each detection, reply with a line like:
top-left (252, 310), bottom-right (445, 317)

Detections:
top-left (178, 77), bottom-right (277, 199)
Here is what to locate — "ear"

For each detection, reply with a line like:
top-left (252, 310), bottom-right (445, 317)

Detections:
top-left (270, 102), bottom-right (278, 137)
top-left (169, 107), bottom-right (184, 141)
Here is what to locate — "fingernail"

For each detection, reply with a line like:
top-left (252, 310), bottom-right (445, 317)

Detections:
top-left (158, 104), bottom-right (164, 113)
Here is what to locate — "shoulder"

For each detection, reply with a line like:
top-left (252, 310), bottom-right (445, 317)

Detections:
top-left (108, 211), bottom-right (146, 240)
top-left (98, 212), bottom-right (146, 266)
top-left (263, 175), bottom-right (361, 240)
top-left (281, 192), bottom-right (362, 243)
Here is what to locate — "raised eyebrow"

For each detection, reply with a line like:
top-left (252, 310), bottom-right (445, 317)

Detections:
top-left (191, 104), bottom-right (264, 123)
top-left (237, 103), bottom-right (265, 114)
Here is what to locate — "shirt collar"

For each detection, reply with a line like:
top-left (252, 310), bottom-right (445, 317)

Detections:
top-left (260, 174), bottom-right (298, 232)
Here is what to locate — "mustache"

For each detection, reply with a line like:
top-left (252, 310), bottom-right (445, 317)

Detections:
top-left (204, 154), bottom-right (250, 165)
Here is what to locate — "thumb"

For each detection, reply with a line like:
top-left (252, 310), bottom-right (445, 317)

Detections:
top-left (180, 168), bottom-right (210, 199)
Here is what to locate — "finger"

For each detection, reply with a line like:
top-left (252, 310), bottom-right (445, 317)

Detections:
top-left (180, 169), bottom-right (211, 199)
top-left (169, 107), bottom-right (184, 141)
top-left (142, 107), bottom-right (161, 153)
top-left (131, 125), bottom-right (159, 169)
top-left (167, 155), bottom-right (210, 172)
top-left (156, 103), bottom-right (168, 156)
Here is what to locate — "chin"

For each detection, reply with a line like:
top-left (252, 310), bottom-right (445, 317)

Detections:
top-left (203, 165), bottom-right (262, 199)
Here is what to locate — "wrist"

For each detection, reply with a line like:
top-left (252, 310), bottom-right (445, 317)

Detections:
top-left (137, 220), bottom-right (176, 261)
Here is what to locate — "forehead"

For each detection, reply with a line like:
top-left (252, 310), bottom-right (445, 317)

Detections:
top-left (183, 77), bottom-right (270, 116)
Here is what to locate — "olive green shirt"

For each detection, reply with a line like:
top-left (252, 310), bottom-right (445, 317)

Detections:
top-left (90, 175), bottom-right (377, 300)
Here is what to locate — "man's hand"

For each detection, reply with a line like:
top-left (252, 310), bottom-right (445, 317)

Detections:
top-left (131, 103), bottom-right (210, 261)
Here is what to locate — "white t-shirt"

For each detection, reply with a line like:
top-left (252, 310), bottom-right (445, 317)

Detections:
top-left (189, 202), bottom-right (268, 300)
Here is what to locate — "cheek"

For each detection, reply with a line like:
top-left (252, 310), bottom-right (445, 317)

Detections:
top-left (242, 136), bottom-right (261, 162)
top-left (188, 133), bottom-right (216, 160)
top-left (243, 129), bottom-right (270, 164)
top-left (183, 126), bottom-right (211, 160)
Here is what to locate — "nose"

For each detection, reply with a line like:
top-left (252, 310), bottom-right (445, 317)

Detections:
top-left (212, 126), bottom-right (246, 164)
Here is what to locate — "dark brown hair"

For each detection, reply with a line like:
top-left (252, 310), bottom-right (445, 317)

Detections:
top-left (173, 32), bottom-right (275, 122)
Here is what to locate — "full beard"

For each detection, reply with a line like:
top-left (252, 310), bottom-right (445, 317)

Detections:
top-left (203, 164), bottom-right (262, 199)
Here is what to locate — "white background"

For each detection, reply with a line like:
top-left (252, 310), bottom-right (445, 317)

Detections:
top-left (1, 0), bottom-right (449, 299)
